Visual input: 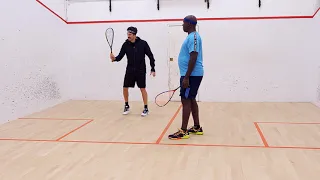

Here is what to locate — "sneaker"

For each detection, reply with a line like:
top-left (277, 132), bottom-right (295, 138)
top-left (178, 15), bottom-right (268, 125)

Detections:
top-left (123, 105), bottom-right (130, 115)
top-left (187, 126), bottom-right (203, 135)
top-left (141, 108), bottom-right (149, 117)
top-left (168, 129), bottom-right (190, 140)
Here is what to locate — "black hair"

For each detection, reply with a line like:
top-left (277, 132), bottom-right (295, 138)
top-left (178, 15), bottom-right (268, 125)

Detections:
top-left (127, 26), bottom-right (137, 35)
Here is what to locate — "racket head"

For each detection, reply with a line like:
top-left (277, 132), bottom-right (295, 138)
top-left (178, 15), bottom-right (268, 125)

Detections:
top-left (105, 27), bottom-right (114, 52)
top-left (155, 87), bottom-right (180, 107)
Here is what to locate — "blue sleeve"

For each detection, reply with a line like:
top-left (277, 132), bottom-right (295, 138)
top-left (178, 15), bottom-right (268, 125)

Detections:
top-left (187, 33), bottom-right (200, 53)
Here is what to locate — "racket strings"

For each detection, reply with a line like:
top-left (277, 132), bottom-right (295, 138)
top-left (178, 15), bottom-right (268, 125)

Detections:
top-left (105, 28), bottom-right (114, 50)
top-left (155, 90), bottom-right (175, 107)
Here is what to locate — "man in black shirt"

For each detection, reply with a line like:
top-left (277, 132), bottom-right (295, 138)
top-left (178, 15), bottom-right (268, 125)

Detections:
top-left (110, 26), bottom-right (156, 116)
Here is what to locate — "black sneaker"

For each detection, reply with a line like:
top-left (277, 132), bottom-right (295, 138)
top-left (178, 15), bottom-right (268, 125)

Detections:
top-left (187, 126), bottom-right (204, 135)
top-left (168, 129), bottom-right (190, 140)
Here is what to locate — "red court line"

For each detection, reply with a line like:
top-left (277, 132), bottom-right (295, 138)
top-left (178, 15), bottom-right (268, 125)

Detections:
top-left (60, 141), bottom-right (265, 149)
top-left (36, 0), bottom-right (67, 24)
top-left (160, 143), bottom-right (319, 150)
top-left (0, 138), bottom-right (155, 145)
top-left (268, 146), bottom-right (320, 150)
top-left (254, 122), bottom-right (269, 147)
top-left (155, 104), bottom-right (182, 144)
top-left (67, 15), bottom-right (312, 24)
top-left (1, 138), bottom-right (320, 150)
top-left (15, 117), bottom-right (94, 141)
top-left (56, 119), bottom-right (94, 141)
top-left (313, 7), bottom-right (320, 17)
top-left (61, 140), bottom-right (155, 145)
top-left (256, 122), bottom-right (320, 124)
top-left (256, 121), bottom-right (320, 149)
top-left (19, 117), bottom-right (92, 121)
top-left (159, 143), bottom-right (264, 148)
top-left (0, 138), bottom-right (55, 142)
top-left (36, 0), bottom-right (320, 24)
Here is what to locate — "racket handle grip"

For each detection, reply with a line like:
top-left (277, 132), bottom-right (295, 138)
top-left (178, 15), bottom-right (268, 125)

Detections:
top-left (184, 88), bottom-right (190, 98)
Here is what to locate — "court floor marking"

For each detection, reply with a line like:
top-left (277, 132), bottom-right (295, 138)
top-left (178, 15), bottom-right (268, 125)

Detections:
top-left (19, 117), bottom-right (95, 141)
top-left (0, 118), bottom-right (94, 142)
top-left (56, 119), bottom-right (94, 141)
top-left (256, 122), bottom-right (320, 124)
top-left (0, 138), bottom-right (320, 150)
top-left (255, 121), bottom-right (320, 150)
top-left (254, 122), bottom-right (269, 147)
top-left (156, 104), bottom-right (182, 144)
top-left (0, 106), bottom-right (319, 150)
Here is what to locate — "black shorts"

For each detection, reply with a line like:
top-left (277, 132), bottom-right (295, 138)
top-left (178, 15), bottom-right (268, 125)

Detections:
top-left (123, 72), bottom-right (146, 88)
top-left (180, 76), bottom-right (203, 99)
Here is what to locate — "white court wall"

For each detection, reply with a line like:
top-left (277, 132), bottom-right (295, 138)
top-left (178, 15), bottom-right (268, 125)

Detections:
top-left (66, 0), bottom-right (317, 21)
top-left (0, 0), bottom-right (70, 124)
top-left (65, 0), bottom-right (320, 102)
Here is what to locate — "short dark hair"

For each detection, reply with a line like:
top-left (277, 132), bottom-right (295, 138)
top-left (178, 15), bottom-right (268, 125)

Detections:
top-left (127, 26), bottom-right (137, 35)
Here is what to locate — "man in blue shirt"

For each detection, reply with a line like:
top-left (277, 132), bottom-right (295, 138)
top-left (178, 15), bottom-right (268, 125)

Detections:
top-left (168, 15), bottom-right (204, 140)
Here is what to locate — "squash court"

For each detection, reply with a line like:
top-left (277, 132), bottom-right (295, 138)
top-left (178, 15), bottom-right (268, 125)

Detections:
top-left (2, 0), bottom-right (320, 178)
top-left (0, 100), bottom-right (320, 179)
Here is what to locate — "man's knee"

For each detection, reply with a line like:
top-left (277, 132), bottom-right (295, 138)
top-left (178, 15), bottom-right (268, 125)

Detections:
top-left (190, 98), bottom-right (198, 106)
top-left (137, 83), bottom-right (146, 89)
top-left (181, 97), bottom-right (192, 105)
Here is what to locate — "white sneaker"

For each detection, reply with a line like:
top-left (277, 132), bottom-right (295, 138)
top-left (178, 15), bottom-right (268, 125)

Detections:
top-left (123, 105), bottom-right (130, 115)
top-left (141, 108), bottom-right (149, 117)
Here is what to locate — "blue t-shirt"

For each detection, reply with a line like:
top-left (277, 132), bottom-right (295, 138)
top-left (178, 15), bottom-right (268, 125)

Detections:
top-left (178, 31), bottom-right (204, 76)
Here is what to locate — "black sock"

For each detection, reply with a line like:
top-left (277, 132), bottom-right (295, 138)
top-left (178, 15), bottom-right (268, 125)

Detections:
top-left (125, 102), bottom-right (129, 107)
top-left (144, 105), bottom-right (148, 109)
top-left (181, 128), bottom-right (187, 132)
top-left (194, 125), bottom-right (200, 129)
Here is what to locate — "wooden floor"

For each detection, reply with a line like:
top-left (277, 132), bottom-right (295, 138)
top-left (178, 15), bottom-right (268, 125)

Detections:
top-left (1, 100), bottom-right (320, 179)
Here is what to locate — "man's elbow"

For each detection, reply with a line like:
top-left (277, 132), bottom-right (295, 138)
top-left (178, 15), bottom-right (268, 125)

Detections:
top-left (190, 53), bottom-right (198, 61)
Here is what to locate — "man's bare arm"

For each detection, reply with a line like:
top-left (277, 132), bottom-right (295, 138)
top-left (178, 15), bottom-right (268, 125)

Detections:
top-left (184, 51), bottom-right (198, 78)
